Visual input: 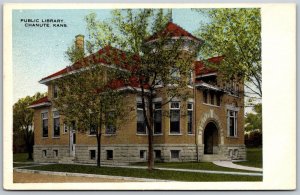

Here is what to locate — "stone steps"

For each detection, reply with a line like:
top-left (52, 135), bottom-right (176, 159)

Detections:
top-left (59, 156), bottom-right (75, 164)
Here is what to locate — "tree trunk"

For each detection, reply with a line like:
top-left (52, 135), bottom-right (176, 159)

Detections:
top-left (147, 96), bottom-right (154, 170)
top-left (96, 133), bottom-right (101, 167)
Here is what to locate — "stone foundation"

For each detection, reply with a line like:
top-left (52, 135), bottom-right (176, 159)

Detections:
top-left (33, 144), bottom-right (246, 164)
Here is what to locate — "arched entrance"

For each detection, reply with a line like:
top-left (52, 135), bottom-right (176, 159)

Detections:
top-left (203, 122), bottom-right (219, 154)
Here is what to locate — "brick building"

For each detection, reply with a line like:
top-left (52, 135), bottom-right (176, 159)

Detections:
top-left (29, 22), bottom-right (246, 164)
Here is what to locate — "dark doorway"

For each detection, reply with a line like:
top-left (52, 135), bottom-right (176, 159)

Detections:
top-left (204, 122), bottom-right (219, 154)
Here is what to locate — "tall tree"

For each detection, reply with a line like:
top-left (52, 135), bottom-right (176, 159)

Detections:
top-left (84, 9), bottom-right (202, 170)
top-left (52, 55), bottom-right (129, 167)
top-left (195, 8), bottom-right (261, 99)
top-left (13, 92), bottom-right (46, 159)
top-left (245, 103), bottom-right (262, 132)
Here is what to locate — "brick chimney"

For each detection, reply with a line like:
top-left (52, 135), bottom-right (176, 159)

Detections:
top-left (75, 34), bottom-right (84, 51)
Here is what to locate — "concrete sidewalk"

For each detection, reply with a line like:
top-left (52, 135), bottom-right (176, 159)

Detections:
top-left (213, 161), bottom-right (263, 172)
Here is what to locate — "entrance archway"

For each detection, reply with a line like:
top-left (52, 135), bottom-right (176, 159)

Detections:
top-left (203, 122), bottom-right (219, 154)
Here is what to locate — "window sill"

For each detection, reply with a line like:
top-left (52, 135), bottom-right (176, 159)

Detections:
top-left (88, 134), bottom-right (96, 137)
top-left (136, 133), bottom-right (148, 136)
top-left (52, 137), bottom-right (60, 139)
top-left (227, 136), bottom-right (239, 139)
top-left (202, 103), bottom-right (221, 108)
top-left (169, 133), bottom-right (182, 136)
top-left (104, 134), bottom-right (117, 136)
top-left (42, 137), bottom-right (48, 139)
top-left (187, 134), bottom-right (195, 136)
top-left (187, 85), bottom-right (193, 89)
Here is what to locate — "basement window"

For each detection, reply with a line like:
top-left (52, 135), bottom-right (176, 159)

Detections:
top-left (154, 150), bottom-right (161, 160)
top-left (53, 150), bottom-right (58, 157)
top-left (140, 150), bottom-right (146, 159)
top-left (42, 150), bottom-right (47, 158)
top-left (171, 150), bottom-right (180, 159)
top-left (90, 150), bottom-right (96, 160)
top-left (106, 150), bottom-right (113, 160)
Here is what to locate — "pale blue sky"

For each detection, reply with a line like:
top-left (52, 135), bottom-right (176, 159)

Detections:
top-left (12, 9), bottom-right (208, 103)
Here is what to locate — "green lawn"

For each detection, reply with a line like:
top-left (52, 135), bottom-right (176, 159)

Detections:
top-left (133, 161), bottom-right (261, 173)
top-left (13, 153), bottom-right (33, 162)
top-left (235, 148), bottom-right (262, 168)
top-left (22, 164), bottom-right (262, 182)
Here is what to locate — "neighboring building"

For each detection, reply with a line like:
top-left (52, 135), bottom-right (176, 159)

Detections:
top-left (29, 22), bottom-right (246, 164)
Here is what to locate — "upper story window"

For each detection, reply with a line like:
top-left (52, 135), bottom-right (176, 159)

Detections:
top-left (53, 85), bottom-right (59, 98)
top-left (225, 81), bottom-right (239, 96)
top-left (210, 92), bottom-right (215, 105)
top-left (153, 102), bottom-right (162, 135)
top-left (89, 114), bottom-right (97, 135)
top-left (137, 102), bottom-right (147, 134)
top-left (105, 111), bottom-right (116, 135)
top-left (41, 112), bottom-right (48, 137)
top-left (187, 103), bottom-right (193, 134)
top-left (170, 68), bottom-right (180, 80)
top-left (203, 90), bottom-right (221, 107)
top-left (188, 71), bottom-right (193, 86)
top-left (227, 110), bottom-right (238, 137)
top-left (53, 111), bottom-right (60, 137)
top-left (203, 91), bottom-right (208, 103)
top-left (170, 102), bottom-right (180, 134)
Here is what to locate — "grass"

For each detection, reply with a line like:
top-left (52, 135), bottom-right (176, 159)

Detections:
top-left (22, 164), bottom-right (262, 182)
top-left (235, 148), bottom-right (262, 168)
top-left (133, 161), bottom-right (261, 173)
top-left (13, 153), bottom-right (33, 162)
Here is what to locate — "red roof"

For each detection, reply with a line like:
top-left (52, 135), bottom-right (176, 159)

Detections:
top-left (146, 21), bottom-right (202, 42)
top-left (40, 45), bottom-right (140, 82)
top-left (194, 56), bottom-right (224, 76)
top-left (30, 96), bottom-right (50, 106)
top-left (101, 76), bottom-right (149, 92)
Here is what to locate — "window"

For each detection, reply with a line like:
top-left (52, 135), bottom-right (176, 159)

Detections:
top-left (187, 103), bottom-right (193, 134)
top-left (154, 150), bottom-right (161, 160)
top-left (216, 94), bottom-right (221, 106)
top-left (53, 85), bottom-right (58, 98)
top-left (105, 111), bottom-right (116, 134)
top-left (137, 102), bottom-right (147, 134)
top-left (210, 92), bottom-right (214, 105)
top-left (89, 114), bottom-right (97, 135)
top-left (53, 111), bottom-right (60, 137)
top-left (106, 150), bottom-right (113, 160)
top-left (63, 122), bottom-right (68, 133)
top-left (90, 150), bottom-right (96, 160)
top-left (203, 91), bottom-right (208, 103)
top-left (53, 150), bottom-right (58, 157)
top-left (171, 150), bottom-right (180, 159)
top-left (170, 102), bottom-right (180, 134)
top-left (140, 150), bottom-right (146, 159)
top-left (153, 103), bottom-right (162, 134)
top-left (170, 68), bottom-right (180, 80)
top-left (42, 150), bottom-right (47, 158)
top-left (188, 70), bottom-right (193, 86)
top-left (227, 110), bottom-right (238, 137)
top-left (41, 112), bottom-right (48, 137)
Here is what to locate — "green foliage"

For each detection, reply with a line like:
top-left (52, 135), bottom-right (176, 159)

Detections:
top-left (65, 43), bottom-right (85, 63)
top-left (196, 8), bottom-right (261, 98)
top-left (52, 65), bottom-right (129, 133)
top-left (235, 148), bottom-right (262, 168)
top-left (23, 164), bottom-right (262, 181)
top-left (245, 103), bottom-right (262, 132)
top-left (83, 9), bottom-right (202, 170)
top-left (13, 92), bottom-right (46, 159)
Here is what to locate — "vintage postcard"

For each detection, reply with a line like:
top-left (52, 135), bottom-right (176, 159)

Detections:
top-left (3, 3), bottom-right (296, 190)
